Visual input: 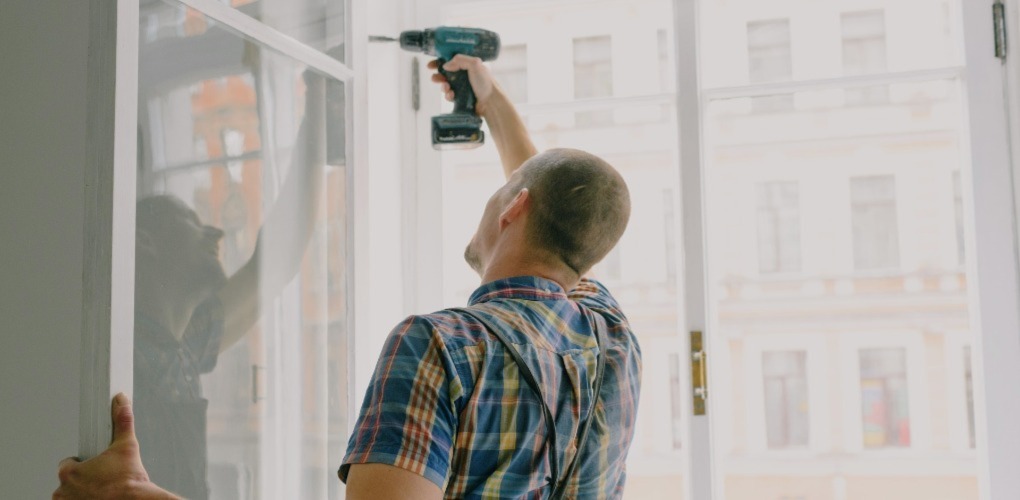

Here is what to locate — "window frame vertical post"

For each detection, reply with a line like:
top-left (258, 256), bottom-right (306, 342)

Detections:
top-left (960, 0), bottom-right (1020, 498)
top-left (80, 0), bottom-right (139, 460)
top-left (672, 0), bottom-right (715, 498)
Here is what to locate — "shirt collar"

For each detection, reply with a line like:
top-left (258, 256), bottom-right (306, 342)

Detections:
top-left (468, 275), bottom-right (568, 305)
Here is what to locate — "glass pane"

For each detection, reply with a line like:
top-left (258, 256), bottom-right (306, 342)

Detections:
top-left (701, 0), bottom-right (980, 494)
top-left (136, 2), bottom-right (349, 499)
top-left (700, 0), bottom-right (960, 88)
top-left (439, 2), bottom-right (682, 499)
top-left (141, 0), bottom-right (345, 63)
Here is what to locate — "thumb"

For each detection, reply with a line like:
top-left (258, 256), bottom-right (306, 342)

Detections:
top-left (442, 54), bottom-right (480, 73)
top-left (110, 393), bottom-right (137, 445)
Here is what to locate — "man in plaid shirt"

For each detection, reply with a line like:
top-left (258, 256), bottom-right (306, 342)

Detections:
top-left (339, 56), bottom-right (640, 499)
top-left (52, 56), bottom-right (639, 500)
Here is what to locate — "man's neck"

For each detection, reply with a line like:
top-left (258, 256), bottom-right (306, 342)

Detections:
top-left (481, 247), bottom-right (579, 292)
top-left (135, 280), bottom-right (206, 341)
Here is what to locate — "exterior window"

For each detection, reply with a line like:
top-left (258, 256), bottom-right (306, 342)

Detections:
top-left (859, 348), bottom-right (911, 448)
top-left (573, 36), bottom-right (613, 127)
top-left (953, 171), bottom-right (965, 265)
top-left (658, 29), bottom-right (673, 93)
top-left (658, 29), bottom-right (674, 120)
top-left (964, 346), bottom-right (976, 448)
top-left (841, 10), bottom-right (889, 105)
top-left (664, 188), bottom-right (678, 285)
top-left (669, 353), bottom-right (684, 450)
top-left (756, 182), bottom-right (801, 273)
top-left (851, 176), bottom-right (900, 270)
top-left (491, 44), bottom-right (528, 104)
top-left (762, 351), bottom-right (809, 448)
top-left (747, 19), bottom-right (793, 113)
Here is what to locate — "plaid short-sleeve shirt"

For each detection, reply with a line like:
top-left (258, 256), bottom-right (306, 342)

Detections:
top-left (340, 276), bottom-right (642, 499)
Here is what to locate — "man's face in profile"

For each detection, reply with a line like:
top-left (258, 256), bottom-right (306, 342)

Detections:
top-left (137, 196), bottom-right (227, 294)
top-left (464, 171), bottom-right (524, 277)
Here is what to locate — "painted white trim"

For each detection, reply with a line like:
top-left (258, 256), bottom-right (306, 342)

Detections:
top-left (174, 0), bottom-right (355, 82)
top-left (410, 0), bottom-right (448, 315)
top-left (702, 67), bottom-right (964, 101)
top-left (960, 1), bottom-right (1020, 499)
top-left (672, 0), bottom-right (712, 499)
top-left (1008, 0), bottom-right (1020, 272)
top-left (347, 0), bottom-right (370, 432)
top-left (79, 0), bottom-right (138, 459)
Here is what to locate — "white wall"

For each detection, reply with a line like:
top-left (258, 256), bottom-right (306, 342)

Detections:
top-left (0, 1), bottom-right (92, 496)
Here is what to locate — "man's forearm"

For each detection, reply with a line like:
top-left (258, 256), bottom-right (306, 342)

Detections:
top-left (480, 88), bottom-right (537, 180)
top-left (216, 78), bottom-right (326, 352)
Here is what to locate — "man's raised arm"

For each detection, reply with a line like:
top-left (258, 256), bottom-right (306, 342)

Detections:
top-left (429, 55), bottom-right (537, 180)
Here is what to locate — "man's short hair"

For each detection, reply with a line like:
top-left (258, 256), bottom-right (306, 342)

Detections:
top-left (136, 194), bottom-right (183, 237)
top-left (515, 148), bottom-right (631, 276)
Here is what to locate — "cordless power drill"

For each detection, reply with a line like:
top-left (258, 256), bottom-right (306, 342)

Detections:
top-left (399, 27), bottom-right (501, 149)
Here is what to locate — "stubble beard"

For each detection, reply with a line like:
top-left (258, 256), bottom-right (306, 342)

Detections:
top-left (464, 241), bottom-right (483, 276)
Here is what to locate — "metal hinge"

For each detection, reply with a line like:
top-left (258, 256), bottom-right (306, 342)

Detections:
top-left (691, 331), bottom-right (708, 416)
top-left (412, 57), bottom-right (421, 111)
top-left (995, 1), bottom-right (1008, 62)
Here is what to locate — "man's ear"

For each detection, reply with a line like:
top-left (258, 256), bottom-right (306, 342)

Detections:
top-left (499, 188), bottom-right (530, 230)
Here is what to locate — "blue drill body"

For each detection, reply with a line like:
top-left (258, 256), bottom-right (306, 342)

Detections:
top-left (399, 27), bottom-right (501, 149)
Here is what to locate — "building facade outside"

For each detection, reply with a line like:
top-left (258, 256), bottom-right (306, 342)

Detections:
top-left (439, 0), bottom-right (977, 499)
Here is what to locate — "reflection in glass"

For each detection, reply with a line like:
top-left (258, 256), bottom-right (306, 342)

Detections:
top-left (142, 0), bottom-right (346, 62)
top-left (136, 2), bottom-right (348, 499)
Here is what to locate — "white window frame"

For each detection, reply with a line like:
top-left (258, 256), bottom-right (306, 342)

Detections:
top-left (963, 0), bottom-right (1020, 498)
top-left (83, 2), bottom-right (368, 490)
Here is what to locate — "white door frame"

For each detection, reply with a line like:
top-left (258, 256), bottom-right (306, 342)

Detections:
top-left (671, 1), bottom-right (713, 499)
top-left (964, 1), bottom-right (1020, 499)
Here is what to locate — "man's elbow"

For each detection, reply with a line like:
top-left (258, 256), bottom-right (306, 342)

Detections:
top-left (344, 463), bottom-right (443, 500)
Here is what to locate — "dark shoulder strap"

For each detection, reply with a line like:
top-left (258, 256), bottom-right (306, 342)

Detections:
top-left (454, 308), bottom-right (562, 489)
top-left (454, 307), bottom-right (607, 500)
top-left (549, 309), bottom-right (608, 500)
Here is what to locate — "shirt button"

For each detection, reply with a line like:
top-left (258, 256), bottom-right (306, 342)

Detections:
top-left (185, 374), bottom-right (193, 382)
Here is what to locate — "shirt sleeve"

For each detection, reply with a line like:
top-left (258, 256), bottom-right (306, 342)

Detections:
top-left (568, 277), bottom-right (623, 314)
top-left (339, 315), bottom-right (460, 490)
top-left (183, 297), bottom-right (225, 374)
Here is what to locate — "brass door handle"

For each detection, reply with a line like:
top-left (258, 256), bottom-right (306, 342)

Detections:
top-left (691, 331), bottom-right (707, 416)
